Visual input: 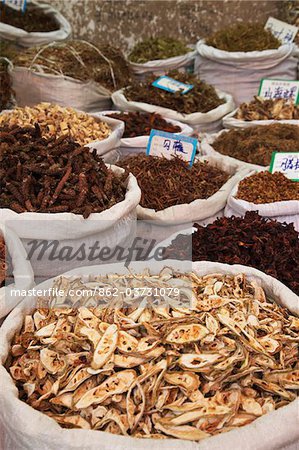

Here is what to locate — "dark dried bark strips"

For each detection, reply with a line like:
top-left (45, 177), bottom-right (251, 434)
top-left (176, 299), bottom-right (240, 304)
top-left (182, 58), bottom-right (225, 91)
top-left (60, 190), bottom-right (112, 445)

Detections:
top-left (124, 71), bottom-right (225, 114)
top-left (118, 153), bottom-right (230, 210)
top-left (0, 126), bottom-right (127, 218)
top-left (164, 212), bottom-right (299, 296)
top-left (212, 124), bottom-right (299, 166)
top-left (107, 112), bottom-right (181, 138)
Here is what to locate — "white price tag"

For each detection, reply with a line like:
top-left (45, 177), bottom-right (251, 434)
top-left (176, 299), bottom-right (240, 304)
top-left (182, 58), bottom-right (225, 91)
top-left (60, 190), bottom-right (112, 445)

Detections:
top-left (258, 79), bottom-right (299, 104)
top-left (269, 152), bottom-right (299, 181)
top-left (146, 130), bottom-right (198, 166)
top-left (152, 76), bottom-right (193, 95)
top-left (265, 17), bottom-right (298, 44)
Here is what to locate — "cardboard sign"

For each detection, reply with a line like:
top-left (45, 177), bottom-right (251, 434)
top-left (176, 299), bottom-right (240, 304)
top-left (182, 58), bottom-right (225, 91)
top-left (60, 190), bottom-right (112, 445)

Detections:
top-left (258, 79), bottom-right (299, 104)
top-left (152, 76), bottom-right (193, 95)
top-left (265, 17), bottom-right (298, 44)
top-left (146, 129), bottom-right (198, 166)
top-left (269, 152), bottom-right (299, 181)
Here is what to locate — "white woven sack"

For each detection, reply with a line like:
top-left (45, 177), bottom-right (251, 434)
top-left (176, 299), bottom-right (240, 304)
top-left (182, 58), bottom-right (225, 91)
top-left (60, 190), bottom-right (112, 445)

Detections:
top-left (0, 224), bottom-right (34, 319)
top-left (201, 129), bottom-right (267, 171)
top-left (12, 66), bottom-right (113, 112)
top-left (133, 154), bottom-right (249, 223)
top-left (195, 41), bottom-right (298, 106)
top-left (223, 108), bottom-right (299, 129)
top-left (0, 166), bottom-right (141, 240)
top-left (0, 260), bottom-right (298, 450)
top-left (224, 170), bottom-right (299, 231)
top-left (100, 110), bottom-right (194, 158)
top-left (128, 50), bottom-right (196, 80)
top-left (0, 1), bottom-right (71, 47)
top-left (111, 88), bottom-right (235, 133)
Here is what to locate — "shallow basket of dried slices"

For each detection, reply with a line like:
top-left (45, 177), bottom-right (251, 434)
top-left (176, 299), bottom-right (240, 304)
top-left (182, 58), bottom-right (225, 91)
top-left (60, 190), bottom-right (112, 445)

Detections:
top-left (223, 97), bottom-right (299, 129)
top-left (0, 261), bottom-right (298, 449)
top-left (0, 223), bottom-right (34, 319)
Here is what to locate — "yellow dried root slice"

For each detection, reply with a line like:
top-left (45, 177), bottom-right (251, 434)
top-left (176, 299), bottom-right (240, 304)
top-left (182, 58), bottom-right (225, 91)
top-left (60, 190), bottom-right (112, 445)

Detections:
top-left (178, 353), bottom-right (223, 371)
top-left (48, 414), bottom-right (91, 430)
top-left (165, 324), bottom-right (209, 344)
top-left (117, 331), bottom-right (139, 353)
top-left (91, 324), bottom-right (118, 369)
top-left (265, 369), bottom-right (299, 389)
top-left (75, 370), bottom-right (137, 409)
top-left (164, 372), bottom-right (200, 393)
top-left (40, 348), bottom-right (66, 375)
top-left (155, 423), bottom-right (210, 441)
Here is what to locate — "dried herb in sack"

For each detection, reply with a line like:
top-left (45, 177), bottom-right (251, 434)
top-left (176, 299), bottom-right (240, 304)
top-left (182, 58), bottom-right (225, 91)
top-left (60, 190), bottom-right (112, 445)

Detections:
top-left (0, 2), bottom-right (58, 33)
top-left (129, 37), bottom-right (191, 63)
top-left (6, 269), bottom-right (299, 438)
top-left (13, 40), bottom-right (132, 91)
top-left (212, 124), bottom-right (299, 166)
top-left (107, 112), bottom-right (181, 138)
top-left (164, 212), bottom-right (299, 295)
top-left (124, 71), bottom-right (224, 114)
top-left (118, 154), bottom-right (230, 210)
top-left (235, 97), bottom-right (299, 121)
top-left (236, 171), bottom-right (299, 203)
top-left (0, 103), bottom-right (111, 146)
top-left (0, 126), bottom-right (127, 218)
top-left (205, 22), bottom-right (280, 52)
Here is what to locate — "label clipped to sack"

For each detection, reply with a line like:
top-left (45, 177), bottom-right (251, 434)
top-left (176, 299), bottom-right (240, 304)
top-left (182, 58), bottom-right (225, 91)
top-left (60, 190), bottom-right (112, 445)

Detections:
top-left (152, 76), bottom-right (194, 95)
top-left (1, 0), bottom-right (27, 12)
top-left (265, 17), bottom-right (298, 44)
top-left (258, 79), bottom-right (299, 104)
top-left (269, 152), bottom-right (299, 181)
top-left (146, 129), bottom-right (198, 166)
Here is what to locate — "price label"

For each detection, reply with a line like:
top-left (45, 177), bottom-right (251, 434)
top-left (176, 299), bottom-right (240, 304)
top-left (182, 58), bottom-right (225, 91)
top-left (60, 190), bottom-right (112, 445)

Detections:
top-left (1, 0), bottom-right (27, 11)
top-left (152, 76), bottom-right (193, 95)
top-left (146, 129), bottom-right (198, 166)
top-left (265, 17), bottom-right (298, 44)
top-left (258, 79), bottom-right (299, 104)
top-left (269, 152), bottom-right (299, 181)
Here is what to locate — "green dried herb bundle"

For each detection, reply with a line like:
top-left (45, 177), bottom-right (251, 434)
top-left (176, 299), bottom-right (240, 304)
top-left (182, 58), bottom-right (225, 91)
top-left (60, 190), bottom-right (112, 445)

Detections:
top-left (124, 71), bottom-right (224, 114)
top-left (0, 2), bottom-right (58, 33)
top-left (13, 40), bottom-right (132, 91)
top-left (129, 37), bottom-right (191, 63)
top-left (236, 171), bottom-right (299, 203)
top-left (213, 124), bottom-right (299, 166)
top-left (118, 154), bottom-right (230, 210)
top-left (205, 23), bottom-right (281, 52)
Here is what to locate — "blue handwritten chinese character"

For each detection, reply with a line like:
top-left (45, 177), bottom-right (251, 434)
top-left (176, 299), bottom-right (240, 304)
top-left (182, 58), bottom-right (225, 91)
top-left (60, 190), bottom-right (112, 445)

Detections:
top-left (264, 88), bottom-right (273, 99)
top-left (280, 157), bottom-right (299, 171)
top-left (274, 86), bottom-right (283, 98)
top-left (163, 139), bottom-right (171, 151)
top-left (283, 31), bottom-right (293, 43)
top-left (289, 86), bottom-right (297, 100)
top-left (173, 140), bottom-right (187, 154)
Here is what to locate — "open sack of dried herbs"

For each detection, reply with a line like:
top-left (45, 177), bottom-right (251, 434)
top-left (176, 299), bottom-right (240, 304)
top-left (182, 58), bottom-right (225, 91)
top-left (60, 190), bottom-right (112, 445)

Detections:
top-left (0, 260), bottom-right (298, 449)
top-left (0, 1), bottom-right (71, 47)
top-left (0, 223), bottom-right (34, 319)
top-left (0, 126), bottom-right (141, 240)
top-left (127, 37), bottom-right (196, 79)
top-left (101, 110), bottom-right (193, 158)
top-left (116, 153), bottom-right (249, 223)
top-left (0, 57), bottom-right (15, 112)
top-left (0, 103), bottom-right (125, 157)
top-left (111, 71), bottom-right (234, 133)
top-left (224, 171), bottom-right (299, 231)
top-left (223, 97), bottom-right (299, 129)
top-left (201, 123), bottom-right (299, 170)
top-left (10, 40), bottom-right (132, 112)
top-left (195, 22), bottom-right (298, 105)
top-left (161, 212), bottom-right (299, 297)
